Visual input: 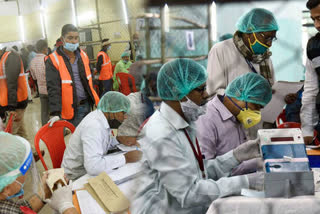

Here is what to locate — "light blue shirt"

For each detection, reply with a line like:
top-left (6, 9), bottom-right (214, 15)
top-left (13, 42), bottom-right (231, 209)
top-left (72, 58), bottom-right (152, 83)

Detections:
top-left (132, 102), bottom-right (249, 214)
top-left (62, 109), bottom-right (126, 180)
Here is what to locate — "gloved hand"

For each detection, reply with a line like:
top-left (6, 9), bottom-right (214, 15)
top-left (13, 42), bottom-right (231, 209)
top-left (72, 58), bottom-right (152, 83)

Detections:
top-left (48, 116), bottom-right (60, 127)
top-left (247, 172), bottom-right (264, 191)
top-left (233, 138), bottom-right (260, 162)
top-left (44, 181), bottom-right (74, 214)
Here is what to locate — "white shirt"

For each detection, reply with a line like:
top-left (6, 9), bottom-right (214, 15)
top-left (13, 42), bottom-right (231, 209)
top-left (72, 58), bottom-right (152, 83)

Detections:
top-left (206, 38), bottom-right (275, 96)
top-left (62, 109), bottom-right (126, 180)
top-left (132, 102), bottom-right (249, 214)
top-left (301, 59), bottom-right (319, 137)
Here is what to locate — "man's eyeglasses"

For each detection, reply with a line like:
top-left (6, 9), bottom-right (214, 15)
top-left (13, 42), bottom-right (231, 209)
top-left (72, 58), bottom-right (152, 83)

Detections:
top-left (194, 85), bottom-right (207, 94)
top-left (260, 32), bottom-right (277, 43)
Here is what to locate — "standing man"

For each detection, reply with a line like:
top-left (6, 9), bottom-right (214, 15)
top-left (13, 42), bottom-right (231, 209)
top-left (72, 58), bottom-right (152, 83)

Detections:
top-left (29, 39), bottom-right (50, 125)
top-left (301, 0), bottom-right (320, 144)
top-left (0, 48), bottom-right (29, 140)
top-left (207, 8), bottom-right (278, 96)
top-left (96, 38), bottom-right (113, 97)
top-left (46, 24), bottom-right (99, 127)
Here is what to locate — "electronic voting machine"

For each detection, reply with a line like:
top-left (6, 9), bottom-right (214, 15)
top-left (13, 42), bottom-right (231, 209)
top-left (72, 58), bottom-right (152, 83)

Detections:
top-left (258, 128), bottom-right (314, 198)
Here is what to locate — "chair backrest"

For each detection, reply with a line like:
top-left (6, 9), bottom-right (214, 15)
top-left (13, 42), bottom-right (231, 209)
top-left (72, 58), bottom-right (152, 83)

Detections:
top-left (276, 109), bottom-right (286, 127)
top-left (34, 121), bottom-right (75, 170)
top-left (4, 114), bottom-right (13, 133)
top-left (277, 122), bottom-right (301, 129)
top-left (116, 72), bottom-right (137, 95)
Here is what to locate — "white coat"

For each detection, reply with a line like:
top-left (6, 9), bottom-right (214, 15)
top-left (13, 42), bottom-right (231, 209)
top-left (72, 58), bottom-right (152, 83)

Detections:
top-left (62, 109), bottom-right (126, 180)
top-left (132, 102), bottom-right (249, 214)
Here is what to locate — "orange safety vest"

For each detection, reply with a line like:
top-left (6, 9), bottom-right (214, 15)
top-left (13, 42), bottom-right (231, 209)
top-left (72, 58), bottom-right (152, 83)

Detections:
top-left (97, 51), bottom-right (113, 80)
top-left (49, 50), bottom-right (99, 120)
top-left (0, 52), bottom-right (28, 107)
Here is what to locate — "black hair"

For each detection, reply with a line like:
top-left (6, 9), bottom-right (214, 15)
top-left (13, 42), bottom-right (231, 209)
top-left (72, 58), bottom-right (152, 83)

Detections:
top-left (12, 46), bottom-right (18, 51)
top-left (36, 39), bottom-right (48, 52)
top-left (102, 38), bottom-right (109, 43)
top-left (307, 0), bottom-right (320, 10)
top-left (27, 45), bottom-right (34, 52)
top-left (61, 24), bottom-right (78, 37)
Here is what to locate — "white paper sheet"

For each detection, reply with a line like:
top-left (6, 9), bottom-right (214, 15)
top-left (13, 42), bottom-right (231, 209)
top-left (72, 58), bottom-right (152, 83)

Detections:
top-left (117, 144), bottom-right (139, 152)
top-left (261, 81), bottom-right (304, 123)
top-left (76, 190), bottom-right (106, 214)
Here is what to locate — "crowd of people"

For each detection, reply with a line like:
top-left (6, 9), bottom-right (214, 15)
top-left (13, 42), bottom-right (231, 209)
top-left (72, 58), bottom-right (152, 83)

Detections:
top-left (1, 0), bottom-right (320, 213)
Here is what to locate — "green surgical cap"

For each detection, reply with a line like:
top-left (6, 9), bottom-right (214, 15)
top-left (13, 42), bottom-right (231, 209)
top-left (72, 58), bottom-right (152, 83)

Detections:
top-left (121, 52), bottom-right (130, 58)
top-left (225, 72), bottom-right (272, 106)
top-left (236, 8), bottom-right (279, 33)
top-left (0, 132), bottom-right (27, 192)
top-left (97, 91), bottom-right (130, 113)
top-left (219, 33), bottom-right (233, 42)
top-left (157, 58), bottom-right (207, 101)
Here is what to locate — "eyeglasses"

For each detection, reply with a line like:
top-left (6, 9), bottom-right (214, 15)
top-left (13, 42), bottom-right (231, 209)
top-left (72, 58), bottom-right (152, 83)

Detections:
top-left (260, 32), bottom-right (277, 42)
top-left (194, 85), bottom-right (207, 94)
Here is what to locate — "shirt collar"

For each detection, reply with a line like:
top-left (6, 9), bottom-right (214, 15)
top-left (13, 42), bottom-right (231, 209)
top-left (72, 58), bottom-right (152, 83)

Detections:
top-left (212, 95), bottom-right (235, 121)
top-left (96, 109), bottom-right (110, 130)
top-left (60, 47), bottom-right (80, 60)
top-left (159, 102), bottom-right (189, 130)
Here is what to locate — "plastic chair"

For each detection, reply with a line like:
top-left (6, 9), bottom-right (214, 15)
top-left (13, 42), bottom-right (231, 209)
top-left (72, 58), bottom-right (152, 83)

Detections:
top-left (276, 109), bottom-right (286, 127)
top-left (116, 72), bottom-right (137, 96)
top-left (34, 121), bottom-right (75, 170)
top-left (4, 114), bottom-right (13, 133)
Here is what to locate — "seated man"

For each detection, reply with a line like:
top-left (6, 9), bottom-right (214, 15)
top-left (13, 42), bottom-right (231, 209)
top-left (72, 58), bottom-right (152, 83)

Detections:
top-left (62, 91), bottom-right (142, 180)
top-left (117, 63), bottom-right (155, 146)
top-left (197, 72), bottom-right (272, 175)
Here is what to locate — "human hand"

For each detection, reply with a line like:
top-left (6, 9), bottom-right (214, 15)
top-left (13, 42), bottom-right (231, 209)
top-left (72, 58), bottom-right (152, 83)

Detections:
top-left (44, 181), bottom-right (74, 214)
top-left (284, 93), bottom-right (297, 104)
top-left (48, 116), bottom-right (60, 127)
top-left (304, 136), bottom-right (314, 145)
top-left (247, 172), bottom-right (264, 191)
top-left (124, 150), bottom-right (142, 163)
top-left (117, 136), bottom-right (138, 147)
top-left (233, 138), bottom-right (260, 162)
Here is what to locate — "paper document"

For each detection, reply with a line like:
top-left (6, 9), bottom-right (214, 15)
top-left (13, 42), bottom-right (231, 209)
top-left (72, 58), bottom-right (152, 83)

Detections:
top-left (76, 190), bottom-right (106, 214)
top-left (87, 172), bottom-right (130, 213)
top-left (117, 144), bottom-right (139, 152)
top-left (109, 162), bottom-right (143, 185)
top-left (261, 81), bottom-right (303, 123)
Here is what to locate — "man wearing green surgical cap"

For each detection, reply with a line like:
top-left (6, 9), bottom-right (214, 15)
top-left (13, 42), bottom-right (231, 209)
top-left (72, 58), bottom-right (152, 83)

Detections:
top-left (62, 91), bottom-right (141, 180)
top-left (132, 59), bottom-right (265, 214)
top-left (113, 51), bottom-right (132, 91)
top-left (207, 8), bottom-right (278, 96)
top-left (197, 72), bottom-right (272, 176)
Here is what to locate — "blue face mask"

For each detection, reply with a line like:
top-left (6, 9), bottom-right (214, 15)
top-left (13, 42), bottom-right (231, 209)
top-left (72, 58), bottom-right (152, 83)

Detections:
top-left (248, 33), bottom-right (270, 55)
top-left (64, 42), bottom-right (79, 52)
top-left (107, 45), bottom-right (111, 50)
top-left (6, 180), bottom-right (24, 199)
top-left (123, 60), bottom-right (128, 64)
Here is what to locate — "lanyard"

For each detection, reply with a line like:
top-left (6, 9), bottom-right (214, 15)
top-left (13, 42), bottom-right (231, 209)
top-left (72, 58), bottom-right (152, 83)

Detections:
top-left (183, 129), bottom-right (205, 178)
top-left (245, 58), bottom-right (258, 74)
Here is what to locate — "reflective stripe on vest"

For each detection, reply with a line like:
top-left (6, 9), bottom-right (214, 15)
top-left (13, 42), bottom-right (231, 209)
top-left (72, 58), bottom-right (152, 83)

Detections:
top-left (97, 51), bottom-right (113, 80)
top-left (48, 50), bottom-right (99, 120)
top-left (0, 51), bottom-right (28, 107)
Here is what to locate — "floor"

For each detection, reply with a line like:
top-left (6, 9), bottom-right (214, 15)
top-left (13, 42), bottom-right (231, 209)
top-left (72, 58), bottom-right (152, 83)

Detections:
top-left (19, 97), bottom-right (60, 213)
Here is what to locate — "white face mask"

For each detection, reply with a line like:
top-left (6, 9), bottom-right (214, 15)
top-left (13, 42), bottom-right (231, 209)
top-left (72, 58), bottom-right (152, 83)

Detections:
top-left (180, 97), bottom-right (207, 122)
